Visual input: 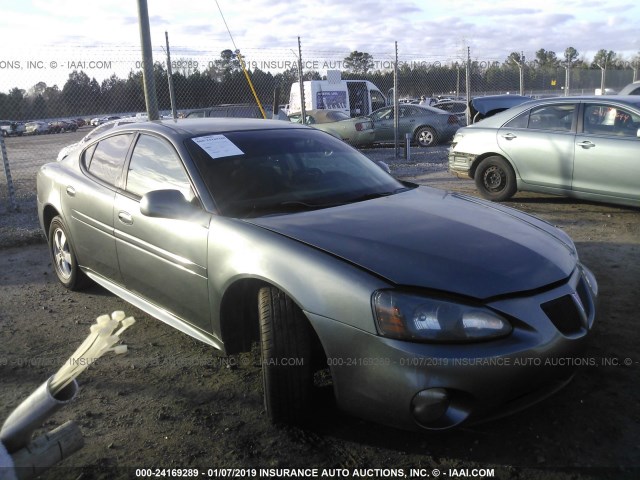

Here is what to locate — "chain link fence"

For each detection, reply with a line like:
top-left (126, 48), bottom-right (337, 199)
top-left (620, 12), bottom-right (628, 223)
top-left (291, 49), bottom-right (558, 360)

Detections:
top-left (1, 42), bottom-right (638, 214)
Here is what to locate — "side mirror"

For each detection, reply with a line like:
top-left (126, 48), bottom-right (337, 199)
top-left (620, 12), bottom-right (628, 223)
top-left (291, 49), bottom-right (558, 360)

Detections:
top-left (376, 161), bottom-right (391, 174)
top-left (140, 189), bottom-right (208, 224)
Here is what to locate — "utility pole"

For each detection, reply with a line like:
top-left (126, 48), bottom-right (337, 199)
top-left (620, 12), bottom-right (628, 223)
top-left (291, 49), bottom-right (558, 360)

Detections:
top-left (564, 51), bottom-right (571, 97)
top-left (465, 47), bottom-right (471, 125)
top-left (137, 0), bottom-right (159, 120)
top-left (297, 37), bottom-right (306, 124)
top-left (394, 41), bottom-right (399, 158)
top-left (165, 31), bottom-right (177, 119)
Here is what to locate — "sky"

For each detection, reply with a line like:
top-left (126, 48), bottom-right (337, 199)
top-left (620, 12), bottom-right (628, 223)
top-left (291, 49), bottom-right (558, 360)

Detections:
top-left (0, 0), bottom-right (639, 92)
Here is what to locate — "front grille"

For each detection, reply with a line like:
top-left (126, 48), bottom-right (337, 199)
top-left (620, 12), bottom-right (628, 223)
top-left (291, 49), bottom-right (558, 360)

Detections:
top-left (541, 294), bottom-right (586, 335)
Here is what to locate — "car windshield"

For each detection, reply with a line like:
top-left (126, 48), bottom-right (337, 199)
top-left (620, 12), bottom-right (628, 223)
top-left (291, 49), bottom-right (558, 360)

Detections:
top-left (187, 128), bottom-right (410, 218)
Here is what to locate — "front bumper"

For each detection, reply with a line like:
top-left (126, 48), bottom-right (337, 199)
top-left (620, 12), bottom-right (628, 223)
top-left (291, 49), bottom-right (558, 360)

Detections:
top-left (308, 265), bottom-right (597, 430)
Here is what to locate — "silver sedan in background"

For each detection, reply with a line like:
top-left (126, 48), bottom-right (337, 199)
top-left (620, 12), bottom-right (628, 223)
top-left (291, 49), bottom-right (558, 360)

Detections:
top-left (449, 96), bottom-right (640, 207)
top-left (37, 118), bottom-right (597, 430)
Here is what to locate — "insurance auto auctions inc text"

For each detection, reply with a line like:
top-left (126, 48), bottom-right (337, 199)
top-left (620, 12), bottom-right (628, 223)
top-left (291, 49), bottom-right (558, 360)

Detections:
top-left (205, 467), bottom-right (496, 478)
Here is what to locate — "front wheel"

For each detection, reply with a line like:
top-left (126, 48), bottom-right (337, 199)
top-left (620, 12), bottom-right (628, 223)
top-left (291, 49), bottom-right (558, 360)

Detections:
top-left (258, 286), bottom-right (313, 424)
top-left (474, 156), bottom-right (517, 201)
top-left (415, 127), bottom-right (437, 147)
top-left (48, 216), bottom-right (90, 290)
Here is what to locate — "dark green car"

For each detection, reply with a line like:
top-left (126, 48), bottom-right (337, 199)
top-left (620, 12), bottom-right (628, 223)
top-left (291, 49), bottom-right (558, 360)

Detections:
top-left (37, 118), bottom-right (597, 430)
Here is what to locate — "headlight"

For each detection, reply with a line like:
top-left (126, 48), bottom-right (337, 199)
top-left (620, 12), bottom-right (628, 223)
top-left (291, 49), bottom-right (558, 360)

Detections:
top-left (373, 290), bottom-right (512, 343)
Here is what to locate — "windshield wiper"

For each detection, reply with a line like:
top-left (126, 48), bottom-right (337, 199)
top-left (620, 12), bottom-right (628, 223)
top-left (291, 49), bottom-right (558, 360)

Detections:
top-left (345, 187), bottom-right (412, 204)
top-left (242, 187), bottom-right (413, 217)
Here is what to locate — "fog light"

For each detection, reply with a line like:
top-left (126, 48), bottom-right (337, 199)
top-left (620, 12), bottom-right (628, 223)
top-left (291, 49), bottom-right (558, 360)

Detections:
top-left (411, 388), bottom-right (450, 424)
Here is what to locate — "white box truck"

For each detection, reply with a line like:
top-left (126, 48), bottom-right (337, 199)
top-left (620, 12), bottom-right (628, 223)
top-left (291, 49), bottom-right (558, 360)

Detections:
top-left (289, 70), bottom-right (387, 117)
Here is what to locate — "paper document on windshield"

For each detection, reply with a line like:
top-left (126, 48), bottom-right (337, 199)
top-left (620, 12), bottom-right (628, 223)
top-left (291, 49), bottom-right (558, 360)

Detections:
top-left (192, 135), bottom-right (244, 159)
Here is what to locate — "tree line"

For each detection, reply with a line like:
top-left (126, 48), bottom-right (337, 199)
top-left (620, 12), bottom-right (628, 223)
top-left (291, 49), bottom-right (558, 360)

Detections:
top-left (1, 48), bottom-right (638, 121)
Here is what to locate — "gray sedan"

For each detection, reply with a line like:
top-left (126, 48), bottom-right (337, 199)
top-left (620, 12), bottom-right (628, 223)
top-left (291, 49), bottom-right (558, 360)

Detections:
top-left (449, 95), bottom-right (640, 207)
top-left (370, 104), bottom-right (461, 147)
top-left (37, 118), bottom-right (597, 430)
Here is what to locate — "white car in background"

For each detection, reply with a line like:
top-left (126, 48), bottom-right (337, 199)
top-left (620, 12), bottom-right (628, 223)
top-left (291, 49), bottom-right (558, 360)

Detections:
top-left (25, 121), bottom-right (50, 135)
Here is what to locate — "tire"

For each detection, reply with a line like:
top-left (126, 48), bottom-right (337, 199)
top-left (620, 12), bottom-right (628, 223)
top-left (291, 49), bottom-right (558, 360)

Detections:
top-left (48, 216), bottom-right (90, 290)
top-left (258, 286), bottom-right (313, 424)
top-left (415, 127), bottom-right (437, 147)
top-left (474, 156), bottom-right (517, 202)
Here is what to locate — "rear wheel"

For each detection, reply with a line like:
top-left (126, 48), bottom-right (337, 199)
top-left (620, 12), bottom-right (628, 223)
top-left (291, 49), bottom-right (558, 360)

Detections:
top-left (474, 156), bottom-right (517, 201)
top-left (48, 216), bottom-right (90, 290)
top-left (258, 286), bottom-right (313, 424)
top-left (415, 127), bottom-right (437, 147)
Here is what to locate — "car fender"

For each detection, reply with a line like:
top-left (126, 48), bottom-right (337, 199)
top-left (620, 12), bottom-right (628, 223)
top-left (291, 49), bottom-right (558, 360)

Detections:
top-left (207, 216), bottom-right (389, 343)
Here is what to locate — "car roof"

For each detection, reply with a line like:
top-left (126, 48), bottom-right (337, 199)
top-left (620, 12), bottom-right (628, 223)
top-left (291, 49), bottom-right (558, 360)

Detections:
top-left (110, 118), bottom-right (308, 139)
top-left (467, 95), bottom-right (640, 128)
top-left (618, 81), bottom-right (640, 96)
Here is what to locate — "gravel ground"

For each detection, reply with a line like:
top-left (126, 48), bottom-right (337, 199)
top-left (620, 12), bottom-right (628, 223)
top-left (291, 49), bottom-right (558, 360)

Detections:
top-left (1, 134), bottom-right (639, 480)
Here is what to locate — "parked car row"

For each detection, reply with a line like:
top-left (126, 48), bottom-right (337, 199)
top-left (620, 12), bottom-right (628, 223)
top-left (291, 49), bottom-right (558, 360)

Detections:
top-left (0, 120), bottom-right (26, 137)
top-left (90, 116), bottom-right (122, 126)
top-left (18, 118), bottom-right (87, 136)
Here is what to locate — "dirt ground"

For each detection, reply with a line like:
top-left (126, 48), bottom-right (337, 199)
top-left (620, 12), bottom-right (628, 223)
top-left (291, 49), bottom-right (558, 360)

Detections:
top-left (0, 146), bottom-right (639, 480)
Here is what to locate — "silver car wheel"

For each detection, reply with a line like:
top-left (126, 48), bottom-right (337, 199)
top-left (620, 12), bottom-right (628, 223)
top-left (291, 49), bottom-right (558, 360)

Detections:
top-left (416, 127), bottom-right (437, 147)
top-left (52, 227), bottom-right (73, 280)
top-left (48, 216), bottom-right (90, 290)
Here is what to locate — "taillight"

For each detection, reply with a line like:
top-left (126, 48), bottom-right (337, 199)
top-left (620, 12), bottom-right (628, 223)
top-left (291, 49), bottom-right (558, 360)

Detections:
top-left (355, 121), bottom-right (373, 131)
top-left (448, 115), bottom-right (459, 125)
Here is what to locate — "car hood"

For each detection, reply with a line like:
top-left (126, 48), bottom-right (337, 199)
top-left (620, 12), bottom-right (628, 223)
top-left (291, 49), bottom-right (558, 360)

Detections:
top-left (246, 187), bottom-right (577, 299)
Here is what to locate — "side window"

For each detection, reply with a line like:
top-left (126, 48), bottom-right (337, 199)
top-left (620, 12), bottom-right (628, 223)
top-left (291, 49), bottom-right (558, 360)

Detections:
top-left (372, 107), bottom-right (393, 121)
top-left (527, 104), bottom-right (575, 131)
top-left (125, 134), bottom-right (193, 200)
top-left (86, 134), bottom-right (133, 186)
top-left (584, 104), bottom-right (640, 137)
top-left (504, 111), bottom-right (529, 129)
top-left (186, 111), bottom-right (205, 118)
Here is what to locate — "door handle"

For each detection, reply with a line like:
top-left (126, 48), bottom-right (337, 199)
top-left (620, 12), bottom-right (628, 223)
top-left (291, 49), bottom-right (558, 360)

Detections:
top-left (118, 211), bottom-right (133, 225)
top-left (577, 141), bottom-right (596, 149)
top-left (501, 133), bottom-right (517, 140)
top-left (65, 186), bottom-right (76, 196)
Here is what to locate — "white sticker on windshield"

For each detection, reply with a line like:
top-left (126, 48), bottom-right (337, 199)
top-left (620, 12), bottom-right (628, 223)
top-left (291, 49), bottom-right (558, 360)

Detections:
top-left (192, 134), bottom-right (244, 159)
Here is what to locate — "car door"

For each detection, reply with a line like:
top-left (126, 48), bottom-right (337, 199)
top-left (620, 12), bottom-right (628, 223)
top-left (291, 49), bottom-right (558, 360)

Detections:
top-left (371, 107), bottom-right (394, 142)
top-left (62, 133), bottom-right (134, 282)
top-left (497, 103), bottom-right (577, 190)
top-left (401, 105), bottom-right (423, 136)
top-left (572, 102), bottom-right (640, 201)
top-left (113, 133), bottom-right (212, 332)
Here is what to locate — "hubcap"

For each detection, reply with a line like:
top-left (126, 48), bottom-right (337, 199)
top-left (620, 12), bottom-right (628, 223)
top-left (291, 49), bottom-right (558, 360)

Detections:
top-left (419, 130), bottom-right (434, 146)
top-left (52, 228), bottom-right (72, 279)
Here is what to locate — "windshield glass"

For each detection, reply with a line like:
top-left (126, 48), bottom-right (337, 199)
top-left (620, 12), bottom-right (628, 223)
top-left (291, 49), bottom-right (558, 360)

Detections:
top-left (186, 128), bottom-right (409, 218)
